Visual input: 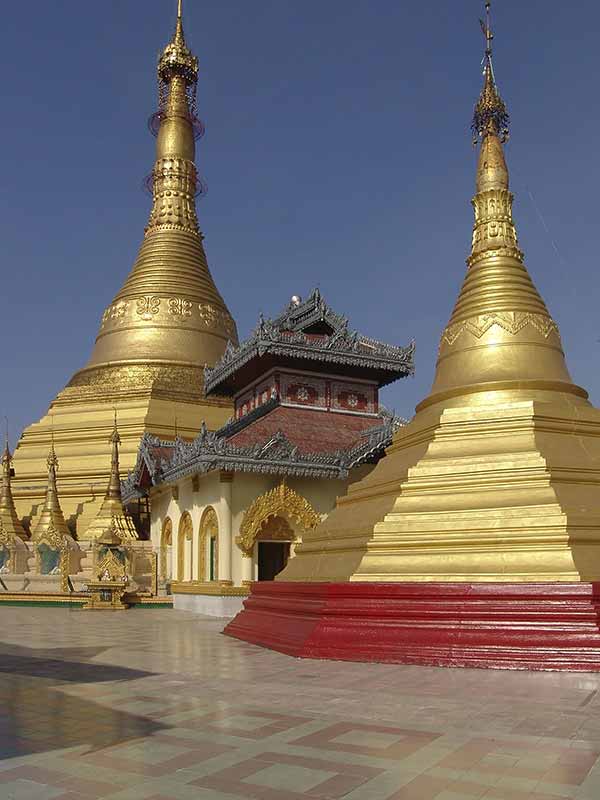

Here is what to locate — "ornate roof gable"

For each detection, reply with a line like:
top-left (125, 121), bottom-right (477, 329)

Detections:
top-left (121, 432), bottom-right (175, 499)
top-left (204, 288), bottom-right (415, 395)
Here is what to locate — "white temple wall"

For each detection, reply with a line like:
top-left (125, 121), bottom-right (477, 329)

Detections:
top-left (150, 468), bottom-right (359, 594)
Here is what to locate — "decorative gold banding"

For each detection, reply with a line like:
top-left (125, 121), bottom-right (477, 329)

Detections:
top-left (416, 379), bottom-right (589, 413)
top-left (170, 581), bottom-right (249, 596)
top-left (99, 298), bottom-right (236, 338)
top-left (441, 311), bottom-right (561, 348)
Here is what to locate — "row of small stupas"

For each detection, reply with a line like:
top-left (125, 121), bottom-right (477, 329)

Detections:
top-left (0, 421), bottom-right (156, 595)
top-left (1, 2), bottom-right (415, 609)
top-left (121, 290), bottom-right (414, 614)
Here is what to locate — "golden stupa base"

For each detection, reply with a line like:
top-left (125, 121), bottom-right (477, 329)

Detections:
top-left (226, 389), bottom-right (600, 671)
top-left (279, 390), bottom-right (600, 584)
top-left (12, 367), bottom-right (232, 538)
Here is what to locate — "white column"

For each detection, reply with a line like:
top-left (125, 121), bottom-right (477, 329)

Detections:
top-left (185, 536), bottom-right (193, 582)
top-left (241, 549), bottom-right (254, 585)
top-left (219, 472), bottom-right (233, 584)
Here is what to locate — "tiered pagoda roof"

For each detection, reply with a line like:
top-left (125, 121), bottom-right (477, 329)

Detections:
top-left (204, 289), bottom-right (414, 395)
top-left (124, 289), bottom-right (414, 500)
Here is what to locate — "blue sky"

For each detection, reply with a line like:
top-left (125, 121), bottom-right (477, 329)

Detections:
top-left (2, 0), bottom-right (598, 447)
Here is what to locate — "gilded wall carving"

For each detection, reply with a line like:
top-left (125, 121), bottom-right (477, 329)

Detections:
top-left (99, 298), bottom-right (235, 337)
top-left (256, 515), bottom-right (294, 542)
top-left (136, 296), bottom-right (161, 320)
top-left (168, 298), bottom-right (193, 317)
top-left (237, 483), bottom-right (321, 555)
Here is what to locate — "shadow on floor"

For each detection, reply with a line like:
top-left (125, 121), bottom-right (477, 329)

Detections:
top-left (0, 643), bottom-right (154, 683)
top-left (0, 641), bottom-right (168, 759)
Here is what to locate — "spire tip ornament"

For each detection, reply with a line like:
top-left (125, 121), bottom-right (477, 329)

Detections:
top-left (472, 0), bottom-right (510, 145)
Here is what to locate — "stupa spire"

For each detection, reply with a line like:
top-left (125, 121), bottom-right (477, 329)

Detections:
top-left (82, 415), bottom-right (138, 541)
top-left (175, 0), bottom-right (185, 44)
top-left (67, 0), bottom-right (237, 398)
top-left (422, 0), bottom-right (583, 409)
top-left (0, 435), bottom-right (27, 541)
top-left (32, 443), bottom-right (71, 542)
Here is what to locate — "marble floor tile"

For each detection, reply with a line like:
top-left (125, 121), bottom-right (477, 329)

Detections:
top-left (1, 608), bottom-right (600, 799)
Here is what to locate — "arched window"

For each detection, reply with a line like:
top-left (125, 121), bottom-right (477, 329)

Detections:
top-left (198, 507), bottom-right (218, 581)
top-left (160, 517), bottom-right (173, 581)
top-left (177, 513), bottom-right (193, 582)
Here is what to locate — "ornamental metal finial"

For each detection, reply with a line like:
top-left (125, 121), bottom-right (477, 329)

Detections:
top-left (471, 1), bottom-right (510, 144)
top-left (48, 416), bottom-right (59, 471)
top-left (158, 0), bottom-right (198, 87)
top-left (109, 409), bottom-right (121, 446)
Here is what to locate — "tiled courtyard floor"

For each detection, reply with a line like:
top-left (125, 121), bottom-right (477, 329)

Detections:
top-left (1, 609), bottom-right (600, 800)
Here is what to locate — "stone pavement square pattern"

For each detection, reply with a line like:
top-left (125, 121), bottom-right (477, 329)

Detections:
top-left (1, 609), bottom-right (600, 799)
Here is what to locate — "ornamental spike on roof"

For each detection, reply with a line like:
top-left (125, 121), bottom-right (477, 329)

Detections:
top-left (204, 288), bottom-right (415, 396)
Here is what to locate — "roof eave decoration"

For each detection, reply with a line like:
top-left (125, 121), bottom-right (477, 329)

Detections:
top-left (121, 432), bottom-right (175, 503)
top-left (204, 288), bottom-right (415, 395)
top-left (122, 412), bottom-right (406, 500)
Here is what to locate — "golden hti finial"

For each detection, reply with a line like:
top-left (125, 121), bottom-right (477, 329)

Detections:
top-left (48, 416), bottom-right (59, 471)
top-left (472, 1), bottom-right (510, 145)
top-left (107, 410), bottom-right (122, 501)
top-left (158, 0), bottom-right (198, 89)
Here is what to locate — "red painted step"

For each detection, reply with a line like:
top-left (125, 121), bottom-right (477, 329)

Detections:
top-left (223, 582), bottom-right (600, 672)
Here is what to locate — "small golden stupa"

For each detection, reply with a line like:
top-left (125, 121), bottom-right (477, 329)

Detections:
top-left (13, 0), bottom-right (237, 536)
top-left (0, 441), bottom-right (27, 541)
top-left (82, 416), bottom-right (138, 541)
top-left (280, 4), bottom-right (600, 585)
top-left (31, 444), bottom-right (73, 543)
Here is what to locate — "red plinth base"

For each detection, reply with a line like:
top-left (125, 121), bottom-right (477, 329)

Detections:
top-left (223, 581), bottom-right (600, 672)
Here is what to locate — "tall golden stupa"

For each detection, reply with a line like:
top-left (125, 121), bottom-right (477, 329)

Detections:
top-left (13, 1), bottom-right (237, 536)
top-left (225, 2), bottom-right (600, 670)
top-left (265, 4), bottom-right (600, 585)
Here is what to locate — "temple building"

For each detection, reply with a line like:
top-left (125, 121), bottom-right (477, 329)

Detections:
top-left (12, 1), bottom-right (237, 538)
top-left (226, 4), bottom-right (600, 671)
top-left (123, 290), bottom-right (414, 615)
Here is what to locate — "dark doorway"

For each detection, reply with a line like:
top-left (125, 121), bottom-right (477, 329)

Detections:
top-left (258, 542), bottom-right (291, 581)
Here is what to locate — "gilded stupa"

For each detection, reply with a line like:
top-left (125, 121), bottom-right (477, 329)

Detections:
top-left (32, 444), bottom-right (73, 544)
top-left (0, 442), bottom-right (27, 542)
top-left (82, 417), bottom-right (138, 542)
top-left (276, 3), bottom-right (600, 585)
top-left (13, 1), bottom-right (237, 536)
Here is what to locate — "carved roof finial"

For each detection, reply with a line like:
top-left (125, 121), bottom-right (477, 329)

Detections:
top-left (158, 0), bottom-right (198, 87)
top-left (471, 1), bottom-right (510, 144)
